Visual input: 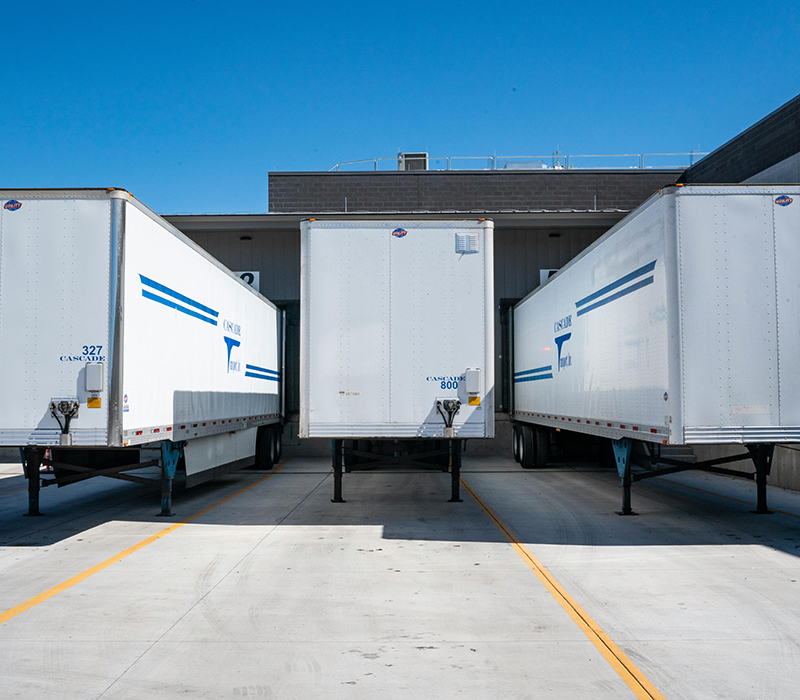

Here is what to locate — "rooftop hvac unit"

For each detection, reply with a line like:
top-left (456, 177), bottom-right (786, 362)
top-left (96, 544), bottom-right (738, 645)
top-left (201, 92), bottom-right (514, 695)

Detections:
top-left (398, 152), bottom-right (428, 170)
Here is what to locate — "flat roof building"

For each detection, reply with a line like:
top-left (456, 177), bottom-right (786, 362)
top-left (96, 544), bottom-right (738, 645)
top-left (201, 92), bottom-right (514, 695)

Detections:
top-left (165, 93), bottom-right (800, 465)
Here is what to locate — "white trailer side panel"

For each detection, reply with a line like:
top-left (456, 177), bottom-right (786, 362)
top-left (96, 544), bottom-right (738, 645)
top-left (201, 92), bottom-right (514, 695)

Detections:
top-left (183, 427), bottom-right (258, 478)
top-left (513, 198), bottom-right (673, 443)
top-left (121, 201), bottom-right (280, 445)
top-left (301, 220), bottom-right (494, 438)
top-left (0, 197), bottom-right (113, 446)
top-left (514, 185), bottom-right (800, 445)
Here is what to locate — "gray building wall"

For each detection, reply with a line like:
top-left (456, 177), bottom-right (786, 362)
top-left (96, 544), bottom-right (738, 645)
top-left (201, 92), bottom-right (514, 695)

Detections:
top-left (269, 170), bottom-right (680, 213)
top-left (679, 93), bottom-right (800, 184)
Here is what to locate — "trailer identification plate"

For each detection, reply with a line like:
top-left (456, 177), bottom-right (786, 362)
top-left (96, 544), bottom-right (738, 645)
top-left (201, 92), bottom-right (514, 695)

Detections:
top-left (731, 405), bottom-right (769, 415)
top-left (338, 390), bottom-right (361, 397)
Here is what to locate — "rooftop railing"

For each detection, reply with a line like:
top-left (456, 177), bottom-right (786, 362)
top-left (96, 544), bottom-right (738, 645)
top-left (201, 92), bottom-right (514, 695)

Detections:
top-left (328, 152), bottom-right (709, 172)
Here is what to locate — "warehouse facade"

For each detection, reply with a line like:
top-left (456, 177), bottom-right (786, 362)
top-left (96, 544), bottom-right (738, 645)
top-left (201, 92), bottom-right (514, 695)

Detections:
top-left (166, 93), bottom-right (800, 483)
top-left (168, 169), bottom-right (680, 452)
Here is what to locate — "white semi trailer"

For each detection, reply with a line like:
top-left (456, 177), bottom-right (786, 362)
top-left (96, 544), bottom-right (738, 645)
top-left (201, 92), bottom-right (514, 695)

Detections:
top-left (512, 184), bottom-right (800, 513)
top-left (300, 219), bottom-right (494, 501)
top-left (0, 189), bottom-right (284, 515)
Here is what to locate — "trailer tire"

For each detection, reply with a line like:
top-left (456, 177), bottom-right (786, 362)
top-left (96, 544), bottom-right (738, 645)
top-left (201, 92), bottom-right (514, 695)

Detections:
top-left (533, 426), bottom-right (549, 468)
top-left (358, 439), bottom-right (373, 466)
top-left (255, 425), bottom-right (274, 470)
top-left (268, 426), bottom-right (279, 466)
top-left (274, 426), bottom-right (282, 463)
top-left (343, 439), bottom-right (357, 469)
top-left (519, 424), bottom-right (536, 469)
top-left (512, 424), bottom-right (521, 463)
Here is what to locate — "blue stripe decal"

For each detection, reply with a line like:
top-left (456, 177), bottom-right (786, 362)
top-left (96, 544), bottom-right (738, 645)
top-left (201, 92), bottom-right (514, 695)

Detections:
top-left (245, 372), bottom-right (280, 381)
top-left (514, 365), bottom-right (553, 377)
top-left (245, 364), bottom-right (280, 376)
top-left (515, 374), bottom-right (553, 382)
top-left (575, 260), bottom-right (656, 309)
top-left (576, 276), bottom-right (654, 317)
top-left (140, 275), bottom-right (219, 318)
top-left (142, 290), bottom-right (218, 325)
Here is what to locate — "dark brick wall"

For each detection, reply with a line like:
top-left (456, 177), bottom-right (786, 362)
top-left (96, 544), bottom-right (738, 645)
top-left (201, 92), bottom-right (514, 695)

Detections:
top-left (268, 170), bottom-right (680, 213)
top-left (680, 94), bottom-right (800, 184)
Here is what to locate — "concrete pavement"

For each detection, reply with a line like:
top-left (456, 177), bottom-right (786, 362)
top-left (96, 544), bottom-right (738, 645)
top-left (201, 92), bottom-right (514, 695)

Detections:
top-left (1, 456), bottom-right (799, 698)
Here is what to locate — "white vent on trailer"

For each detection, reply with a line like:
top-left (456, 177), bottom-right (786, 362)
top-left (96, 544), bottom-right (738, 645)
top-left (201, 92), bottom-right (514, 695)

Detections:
top-left (456, 233), bottom-right (479, 254)
top-left (465, 368), bottom-right (481, 395)
top-left (85, 363), bottom-right (104, 392)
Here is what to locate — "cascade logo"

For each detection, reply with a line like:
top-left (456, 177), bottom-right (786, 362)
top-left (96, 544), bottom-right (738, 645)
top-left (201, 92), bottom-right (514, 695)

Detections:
top-left (224, 336), bottom-right (241, 373)
top-left (555, 333), bottom-right (572, 371)
top-left (4, 200), bottom-right (21, 211)
top-left (776, 195), bottom-right (793, 207)
top-left (223, 319), bottom-right (241, 336)
top-left (392, 228), bottom-right (407, 238)
top-left (554, 315), bottom-right (572, 333)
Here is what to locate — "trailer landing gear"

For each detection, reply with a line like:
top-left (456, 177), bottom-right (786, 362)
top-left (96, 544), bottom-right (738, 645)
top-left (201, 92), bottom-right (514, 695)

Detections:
top-left (331, 439), bottom-right (345, 503)
top-left (330, 438), bottom-right (462, 503)
top-left (23, 447), bottom-right (44, 517)
top-left (158, 441), bottom-right (185, 517)
top-left (747, 444), bottom-right (774, 515)
top-left (448, 439), bottom-right (463, 503)
top-left (613, 438), bottom-right (637, 516)
top-left (614, 439), bottom-right (776, 516)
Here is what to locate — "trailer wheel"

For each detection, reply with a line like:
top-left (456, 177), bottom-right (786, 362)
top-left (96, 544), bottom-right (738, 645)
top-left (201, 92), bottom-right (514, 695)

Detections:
top-left (343, 439), bottom-right (357, 469)
top-left (512, 424), bottom-right (521, 463)
top-left (255, 425), bottom-right (274, 470)
top-left (519, 424), bottom-right (536, 469)
top-left (357, 439), bottom-right (373, 466)
top-left (268, 426), bottom-right (279, 466)
top-left (533, 426), bottom-right (549, 468)
top-left (274, 426), bottom-right (282, 463)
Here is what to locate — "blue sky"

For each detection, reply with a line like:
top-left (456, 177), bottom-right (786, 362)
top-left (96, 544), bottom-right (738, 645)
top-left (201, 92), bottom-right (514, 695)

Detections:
top-left (1, 1), bottom-right (797, 214)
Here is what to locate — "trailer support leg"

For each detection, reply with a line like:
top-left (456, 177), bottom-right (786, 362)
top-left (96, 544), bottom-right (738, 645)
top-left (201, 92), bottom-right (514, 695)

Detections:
top-left (332, 439), bottom-right (345, 503)
top-left (158, 440), bottom-right (184, 517)
top-left (448, 439), bottom-right (463, 503)
top-left (23, 447), bottom-right (44, 517)
top-left (748, 444), bottom-right (774, 515)
top-left (612, 438), bottom-right (637, 516)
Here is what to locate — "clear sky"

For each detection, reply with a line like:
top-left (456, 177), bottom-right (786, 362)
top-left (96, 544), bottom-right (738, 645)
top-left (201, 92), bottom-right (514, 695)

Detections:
top-left (1, 1), bottom-right (797, 214)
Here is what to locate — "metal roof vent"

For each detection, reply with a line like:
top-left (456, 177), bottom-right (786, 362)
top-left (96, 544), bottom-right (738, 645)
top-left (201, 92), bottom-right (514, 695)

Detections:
top-left (398, 152), bottom-right (428, 170)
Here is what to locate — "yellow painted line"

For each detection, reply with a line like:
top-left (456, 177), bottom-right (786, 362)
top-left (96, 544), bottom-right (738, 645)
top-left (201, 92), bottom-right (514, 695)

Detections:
top-left (654, 477), bottom-right (800, 520)
top-left (461, 477), bottom-right (667, 700)
top-left (0, 487), bottom-right (27, 496)
top-left (0, 459), bottom-right (289, 626)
